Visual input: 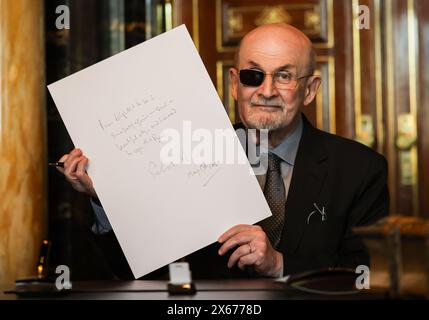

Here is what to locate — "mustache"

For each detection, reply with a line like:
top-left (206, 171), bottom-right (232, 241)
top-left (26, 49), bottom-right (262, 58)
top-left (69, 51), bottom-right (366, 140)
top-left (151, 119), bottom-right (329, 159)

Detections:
top-left (250, 98), bottom-right (285, 108)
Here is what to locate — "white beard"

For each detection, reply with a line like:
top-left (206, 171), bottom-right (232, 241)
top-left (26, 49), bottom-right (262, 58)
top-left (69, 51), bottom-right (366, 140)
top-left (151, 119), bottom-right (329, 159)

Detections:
top-left (245, 109), bottom-right (287, 131)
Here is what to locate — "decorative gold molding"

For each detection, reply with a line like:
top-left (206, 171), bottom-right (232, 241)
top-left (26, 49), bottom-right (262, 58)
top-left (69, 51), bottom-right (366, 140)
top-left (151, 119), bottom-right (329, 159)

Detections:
top-left (216, 60), bottom-right (225, 102)
top-left (352, 0), bottom-right (363, 141)
top-left (216, 60), bottom-right (235, 122)
top-left (305, 8), bottom-right (321, 30)
top-left (316, 55), bottom-right (336, 133)
top-left (216, 0), bottom-right (334, 53)
top-left (385, 0), bottom-right (397, 213)
top-left (216, 0), bottom-right (224, 52)
top-left (171, 0), bottom-right (180, 27)
top-left (192, 0), bottom-right (200, 50)
top-left (165, 0), bottom-right (173, 31)
top-left (156, 3), bottom-right (163, 35)
top-left (407, 0), bottom-right (419, 216)
top-left (316, 76), bottom-right (323, 130)
top-left (358, 115), bottom-right (375, 147)
top-left (384, 0), bottom-right (419, 216)
top-left (396, 114), bottom-right (417, 151)
top-left (254, 6), bottom-right (292, 26)
top-left (408, 0), bottom-right (418, 119)
top-left (315, 0), bottom-right (334, 49)
top-left (374, 0), bottom-right (384, 154)
top-left (228, 87), bottom-right (236, 123)
top-left (328, 55), bottom-right (336, 134)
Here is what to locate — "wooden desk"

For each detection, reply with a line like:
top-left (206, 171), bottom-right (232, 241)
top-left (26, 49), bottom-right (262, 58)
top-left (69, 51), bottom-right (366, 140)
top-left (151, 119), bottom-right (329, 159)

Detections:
top-left (1, 278), bottom-right (384, 300)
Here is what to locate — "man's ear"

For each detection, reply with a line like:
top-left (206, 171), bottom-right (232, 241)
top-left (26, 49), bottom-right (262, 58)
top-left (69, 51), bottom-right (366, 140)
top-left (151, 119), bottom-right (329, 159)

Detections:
top-left (229, 67), bottom-right (239, 101)
top-left (303, 76), bottom-right (321, 106)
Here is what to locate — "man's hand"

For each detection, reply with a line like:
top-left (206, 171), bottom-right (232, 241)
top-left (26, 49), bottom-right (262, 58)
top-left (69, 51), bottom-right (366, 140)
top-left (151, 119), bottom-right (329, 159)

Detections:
top-left (56, 148), bottom-right (97, 198)
top-left (218, 224), bottom-right (283, 278)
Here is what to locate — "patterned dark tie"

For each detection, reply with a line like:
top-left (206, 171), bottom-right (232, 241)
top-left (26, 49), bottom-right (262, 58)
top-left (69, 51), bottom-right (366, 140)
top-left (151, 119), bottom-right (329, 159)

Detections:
top-left (259, 153), bottom-right (286, 248)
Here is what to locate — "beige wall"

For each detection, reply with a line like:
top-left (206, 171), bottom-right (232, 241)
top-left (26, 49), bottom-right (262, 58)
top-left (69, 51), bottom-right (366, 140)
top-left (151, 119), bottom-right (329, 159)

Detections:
top-left (0, 0), bottom-right (47, 284)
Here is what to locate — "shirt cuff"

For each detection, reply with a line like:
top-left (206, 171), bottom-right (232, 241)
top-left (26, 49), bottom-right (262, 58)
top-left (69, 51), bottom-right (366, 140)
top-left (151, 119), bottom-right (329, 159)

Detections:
top-left (90, 198), bottom-right (113, 235)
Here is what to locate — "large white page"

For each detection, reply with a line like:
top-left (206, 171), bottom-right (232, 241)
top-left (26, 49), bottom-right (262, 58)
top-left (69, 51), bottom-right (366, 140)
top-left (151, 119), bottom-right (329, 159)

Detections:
top-left (48, 25), bottom-right (270, 278)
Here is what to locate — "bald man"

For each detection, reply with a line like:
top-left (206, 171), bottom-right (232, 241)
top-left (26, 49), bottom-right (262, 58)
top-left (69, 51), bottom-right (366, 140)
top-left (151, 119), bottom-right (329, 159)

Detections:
top-left (58, 23), bottom-right (388, 279)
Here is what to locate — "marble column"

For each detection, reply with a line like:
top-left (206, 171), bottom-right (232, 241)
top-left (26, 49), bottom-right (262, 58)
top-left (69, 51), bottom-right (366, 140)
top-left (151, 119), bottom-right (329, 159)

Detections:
top-left (0, 0), bottom-right (46, 284)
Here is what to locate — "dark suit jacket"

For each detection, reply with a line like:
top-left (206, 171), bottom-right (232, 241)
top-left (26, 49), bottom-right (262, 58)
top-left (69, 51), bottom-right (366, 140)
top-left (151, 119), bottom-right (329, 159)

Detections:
top-left (93, 114), bottom-right (389, 280)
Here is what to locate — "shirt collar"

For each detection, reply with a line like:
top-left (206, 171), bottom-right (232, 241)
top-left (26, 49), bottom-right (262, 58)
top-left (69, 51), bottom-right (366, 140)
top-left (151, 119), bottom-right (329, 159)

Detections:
top-left (259, 115), bottom-right (303, 166)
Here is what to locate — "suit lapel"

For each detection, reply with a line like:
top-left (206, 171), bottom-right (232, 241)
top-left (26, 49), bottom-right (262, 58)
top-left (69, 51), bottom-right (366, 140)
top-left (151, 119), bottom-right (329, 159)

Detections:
top-left (278, 115), bottom-right (328, 254)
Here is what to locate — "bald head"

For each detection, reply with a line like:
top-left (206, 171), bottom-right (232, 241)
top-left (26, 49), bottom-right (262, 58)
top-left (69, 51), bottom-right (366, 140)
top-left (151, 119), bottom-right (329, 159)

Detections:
top-left (234, 23), bottom-right (316, 76)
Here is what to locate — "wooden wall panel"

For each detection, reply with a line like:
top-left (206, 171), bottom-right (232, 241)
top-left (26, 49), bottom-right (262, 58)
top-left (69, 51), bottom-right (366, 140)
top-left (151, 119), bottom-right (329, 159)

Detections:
top-left (381, 0), bottom-right (420, 216)
top-left (416, 0), bottom-right (429, 218)
top-left (172, 0), bottom-right (429, 217)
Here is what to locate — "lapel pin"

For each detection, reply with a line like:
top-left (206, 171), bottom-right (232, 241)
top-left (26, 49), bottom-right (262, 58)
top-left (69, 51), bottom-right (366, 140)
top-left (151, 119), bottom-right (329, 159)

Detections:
top-left (307, 203), bottom-right (327, 225)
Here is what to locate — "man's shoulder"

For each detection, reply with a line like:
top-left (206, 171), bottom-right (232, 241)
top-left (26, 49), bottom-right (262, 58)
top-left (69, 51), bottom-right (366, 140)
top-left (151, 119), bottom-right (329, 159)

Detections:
top-left (313, 126), bottom-right (386, 166)
top-left (232, 120), bottom-right (386, 166)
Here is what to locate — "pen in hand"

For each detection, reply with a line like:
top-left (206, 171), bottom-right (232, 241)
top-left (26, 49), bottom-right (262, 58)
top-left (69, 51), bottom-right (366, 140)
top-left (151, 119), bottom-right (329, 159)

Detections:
top-left (48, 162), bottom-right (64, 168)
